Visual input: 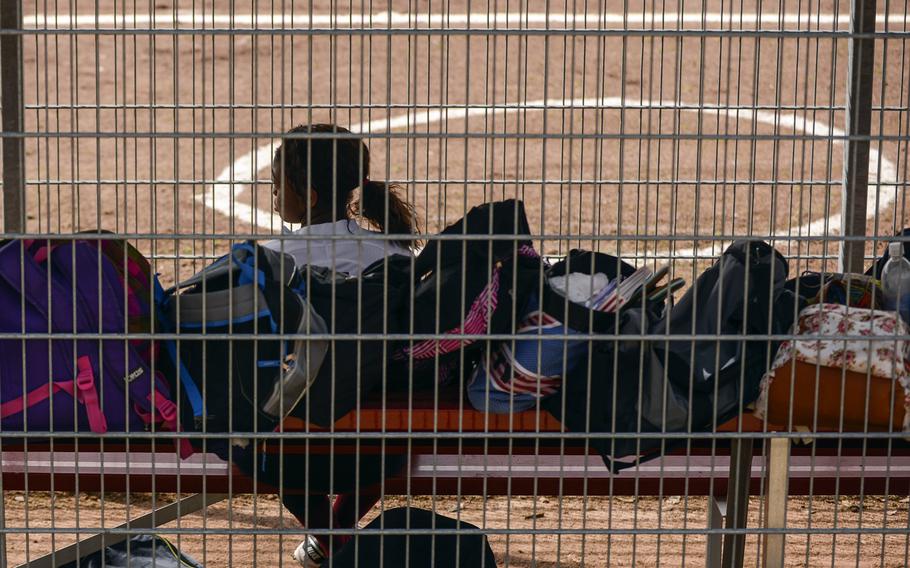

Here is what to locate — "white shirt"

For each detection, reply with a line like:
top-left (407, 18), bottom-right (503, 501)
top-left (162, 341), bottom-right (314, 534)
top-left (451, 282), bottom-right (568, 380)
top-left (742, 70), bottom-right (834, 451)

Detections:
top-left (263, 219), bottom-right (412, 276)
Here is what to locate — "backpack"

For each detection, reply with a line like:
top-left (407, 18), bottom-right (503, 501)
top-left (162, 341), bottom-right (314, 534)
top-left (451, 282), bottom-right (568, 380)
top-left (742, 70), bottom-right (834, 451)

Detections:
top-left (61, 534), bottom-right (203, 568)
top-left (0, 238), bottom-right (180, 438)
top-left (331, 507), bottom-right (498, 568)
top-left (540, 252), bottom-right (666, 460)
top-left (290, 255), bottom-right (414, 427)
top-left (161, 241), bottom-right (328, 445)
top-left (395, 200), bottom-right (542, 383)
top-left (552, 240), bottom-right (791, 469)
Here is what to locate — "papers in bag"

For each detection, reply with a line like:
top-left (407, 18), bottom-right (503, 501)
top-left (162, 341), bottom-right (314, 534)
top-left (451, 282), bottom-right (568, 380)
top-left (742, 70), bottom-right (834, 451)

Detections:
top-left (588, 266), bottom-right (666, 312)
top-left (547, 264), bottom-right (674, 313)
top-left (590, 266), bottom-right (649, 311)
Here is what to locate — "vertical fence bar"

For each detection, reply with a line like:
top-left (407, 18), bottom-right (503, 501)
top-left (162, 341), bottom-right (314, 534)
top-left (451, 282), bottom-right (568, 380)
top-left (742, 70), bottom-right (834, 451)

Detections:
top-left (840, 0), bottom-right (878, 273)
top-left (1, 0), bottom-right (25, 235)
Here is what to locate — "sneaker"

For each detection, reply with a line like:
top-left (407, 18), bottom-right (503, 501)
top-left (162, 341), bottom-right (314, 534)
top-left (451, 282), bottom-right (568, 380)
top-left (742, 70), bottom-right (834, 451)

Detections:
top-left (292, 535), bottom-right (327, 568)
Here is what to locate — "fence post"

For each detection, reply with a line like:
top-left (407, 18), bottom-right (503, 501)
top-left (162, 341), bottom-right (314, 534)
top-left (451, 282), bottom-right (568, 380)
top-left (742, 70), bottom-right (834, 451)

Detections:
top-left (1, 0), bottom-right (25, 235)
top-left (839, 0), bottom-right (878, 273)
top-left (0, 1), bottom-right (24, 562)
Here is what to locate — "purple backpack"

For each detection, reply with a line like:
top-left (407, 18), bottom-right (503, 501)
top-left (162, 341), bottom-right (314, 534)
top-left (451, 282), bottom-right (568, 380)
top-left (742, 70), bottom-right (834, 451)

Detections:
top-left (0, 238), bottom-right (183, 446)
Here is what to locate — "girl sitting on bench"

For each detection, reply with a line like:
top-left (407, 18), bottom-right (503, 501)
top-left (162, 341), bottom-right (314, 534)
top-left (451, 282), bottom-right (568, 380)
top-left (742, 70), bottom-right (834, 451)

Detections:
top-left (265, 123), bottom-right (419, 567)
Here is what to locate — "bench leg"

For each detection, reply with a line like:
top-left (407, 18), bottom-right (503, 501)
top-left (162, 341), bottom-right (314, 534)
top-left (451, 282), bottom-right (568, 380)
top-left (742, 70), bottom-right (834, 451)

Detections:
top-left (706, 495), bottom-right (726, 568)
top-left (763, 437), bottom-right (790, 568)
top-left (15, 492), bottom-right (228, 568)
top-left (722, 437), bottom-right (754, 568)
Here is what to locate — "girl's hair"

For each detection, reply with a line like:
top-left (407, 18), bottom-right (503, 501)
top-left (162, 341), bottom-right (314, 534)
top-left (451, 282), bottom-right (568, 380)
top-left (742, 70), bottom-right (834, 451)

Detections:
top-left (273, 123), bottom-right (418, 248)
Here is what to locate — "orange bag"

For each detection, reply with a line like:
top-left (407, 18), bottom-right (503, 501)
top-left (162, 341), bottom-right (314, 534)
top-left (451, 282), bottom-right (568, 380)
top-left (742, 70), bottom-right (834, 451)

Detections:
top-left (756, 303), bottom-right (910, 432)
top-left (764, 359), bottom-right (906, 431)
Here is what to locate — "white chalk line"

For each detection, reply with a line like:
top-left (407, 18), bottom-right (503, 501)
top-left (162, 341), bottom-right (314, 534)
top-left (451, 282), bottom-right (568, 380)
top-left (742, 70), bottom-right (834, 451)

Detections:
top-left (200, 99), bottom-right (898, 260)
top-left (23, 11), bottom-right (909, 29)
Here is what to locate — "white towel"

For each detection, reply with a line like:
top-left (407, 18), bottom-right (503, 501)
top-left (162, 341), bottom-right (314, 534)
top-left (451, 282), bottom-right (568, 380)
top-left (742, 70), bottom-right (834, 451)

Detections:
top-left (548, 272), bottom-right (610, 305)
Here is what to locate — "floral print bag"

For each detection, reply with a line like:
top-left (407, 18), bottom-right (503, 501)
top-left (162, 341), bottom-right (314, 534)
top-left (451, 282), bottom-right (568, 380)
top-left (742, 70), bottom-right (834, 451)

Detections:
top-left (755, 303), bottom-right (910, 432)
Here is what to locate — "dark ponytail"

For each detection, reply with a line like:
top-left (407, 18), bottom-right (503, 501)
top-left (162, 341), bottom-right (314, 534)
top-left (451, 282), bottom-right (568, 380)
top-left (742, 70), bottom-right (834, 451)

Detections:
top-left (351, 180), bottom-right (418, 249)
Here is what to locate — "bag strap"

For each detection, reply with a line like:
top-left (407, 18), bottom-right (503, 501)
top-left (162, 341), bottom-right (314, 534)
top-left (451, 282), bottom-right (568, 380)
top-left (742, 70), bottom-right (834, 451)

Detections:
top-left (0, 356), bottom-right (108, 434)
top-left (154, 278), bottom-right (205, 420)
top-left (132, 385), bottom-right (179, 430)
top-left (232, 244), bottom-right (283, 332)
top-left (131, 381), bottom-right (195, 458)
top-left (74, 357), bottom-right (108, 433)
top-left (231, 242), bottom-right (266, 288)
top-left (158, 333), bottom-right (206, 422)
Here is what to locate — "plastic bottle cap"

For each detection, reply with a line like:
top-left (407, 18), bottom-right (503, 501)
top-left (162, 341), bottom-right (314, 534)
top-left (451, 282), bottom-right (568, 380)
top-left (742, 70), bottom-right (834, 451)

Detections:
top-left (890, 242), bottom-right (904, 258)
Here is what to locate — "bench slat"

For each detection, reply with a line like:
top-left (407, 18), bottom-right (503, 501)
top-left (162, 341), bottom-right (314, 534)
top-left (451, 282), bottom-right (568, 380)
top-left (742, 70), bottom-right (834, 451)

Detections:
top-left (4, 450), bottom-right (909, 496)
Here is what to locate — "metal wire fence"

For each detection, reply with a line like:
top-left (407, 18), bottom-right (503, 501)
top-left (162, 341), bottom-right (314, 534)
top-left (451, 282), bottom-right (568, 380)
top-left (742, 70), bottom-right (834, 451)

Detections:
top-left (1, 0), bottom-right (910, 566)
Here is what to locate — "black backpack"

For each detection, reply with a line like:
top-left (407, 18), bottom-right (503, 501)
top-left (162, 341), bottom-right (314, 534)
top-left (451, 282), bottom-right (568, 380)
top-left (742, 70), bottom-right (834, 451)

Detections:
top-left (331, 507), bottom-right (498, 568)
top-left (61, 535), bottom-right (202, 568)
top-left (395, 199), bottom-right (542, 384)
top-left (654, 240), bottom-right (790, 400)
top-left (542, 251), bottom-right (666, 466)
top-left (550, 240), bottom-right (792, 469)
top-left (291, 255), bottom-right (415, 427)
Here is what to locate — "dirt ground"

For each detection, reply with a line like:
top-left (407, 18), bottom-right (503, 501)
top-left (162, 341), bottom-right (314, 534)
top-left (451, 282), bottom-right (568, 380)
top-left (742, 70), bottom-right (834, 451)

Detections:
top-left (8, 0), bottom-right (910, 283)
top-left (3, 491), bottom-right (910, 566)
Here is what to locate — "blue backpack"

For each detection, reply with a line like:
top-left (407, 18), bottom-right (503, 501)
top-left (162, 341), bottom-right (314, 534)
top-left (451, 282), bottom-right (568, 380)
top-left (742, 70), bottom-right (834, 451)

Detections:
top-left (159, 241), bottom-right (328, 448)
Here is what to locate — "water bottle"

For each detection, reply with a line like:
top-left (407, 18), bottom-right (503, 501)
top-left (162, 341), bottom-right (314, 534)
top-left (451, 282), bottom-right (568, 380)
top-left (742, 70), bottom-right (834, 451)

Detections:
top-left (881, 242), bottom-right (910, 323)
